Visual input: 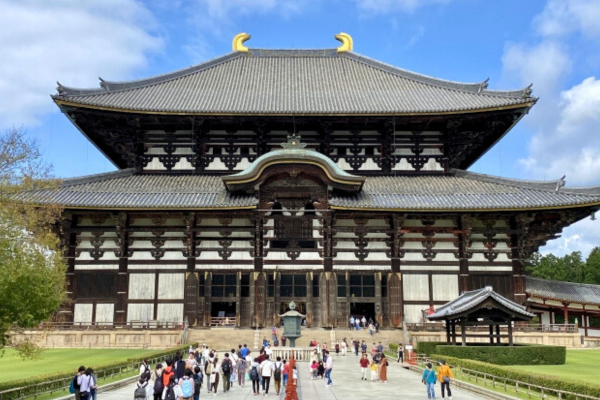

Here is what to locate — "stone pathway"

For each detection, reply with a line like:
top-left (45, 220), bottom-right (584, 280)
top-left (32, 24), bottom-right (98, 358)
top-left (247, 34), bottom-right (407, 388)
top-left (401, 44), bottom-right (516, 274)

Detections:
top-left (101, 353), bottom-right (487, 399)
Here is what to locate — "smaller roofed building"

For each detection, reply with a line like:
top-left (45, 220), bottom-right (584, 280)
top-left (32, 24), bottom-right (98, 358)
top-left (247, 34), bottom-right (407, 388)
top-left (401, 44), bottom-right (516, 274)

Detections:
top-left (527, 276), bottom-right (600, 338)
top-left (428, 286), bottom-right (534, 346)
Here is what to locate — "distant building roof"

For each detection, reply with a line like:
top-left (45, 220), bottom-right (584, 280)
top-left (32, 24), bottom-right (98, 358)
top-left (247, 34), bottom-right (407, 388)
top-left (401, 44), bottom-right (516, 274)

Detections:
top-left (428, 286), bottom-right (534, 321)
top-left (54, 49), bottom-right (535, 116)
top-left (526, 276), bottom-right (600, 306)
top-left (15, 169), bottom-right (600, 211)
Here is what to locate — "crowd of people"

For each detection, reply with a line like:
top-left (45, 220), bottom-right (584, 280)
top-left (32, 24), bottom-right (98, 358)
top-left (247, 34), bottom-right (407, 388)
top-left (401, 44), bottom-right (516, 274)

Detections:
top-left (348, 315), bottom-right (380, 334)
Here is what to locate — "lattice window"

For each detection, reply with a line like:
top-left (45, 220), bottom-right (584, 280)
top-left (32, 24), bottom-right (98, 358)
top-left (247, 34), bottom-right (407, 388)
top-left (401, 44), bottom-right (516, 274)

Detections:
top-left (280, 274), bottom-right (307, 297)
top-left (337, 275), bottom-right (347, 297)
top-left (241, 274), bottom-right (250, 298)
top-left (350, 275), bottom-right (375, 297)
top-left (212, 274), bottom-right (236, 297)
top-left (77, 274), bottom-right (117, 299)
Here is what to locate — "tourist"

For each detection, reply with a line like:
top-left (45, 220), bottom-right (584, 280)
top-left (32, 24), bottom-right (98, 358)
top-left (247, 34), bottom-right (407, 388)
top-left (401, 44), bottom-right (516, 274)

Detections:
top-left (260, 354), bottom-right (274, 395)
top-left (192, 366), bottom-right (202, 400)
top-left (365, 360), bottom-right (379, 382)
top-left (85, 368), bottom-right (97, 400)
top-left (377, 342), bottom-right (384, 354)
top-left (72, 366), bottom-right (85, 400)
top-left (135, 377), bottom-right (151, 399)
top-left (236, 354), bottom-right (247, 387)
top-left (250, 358), bottom-right (261, 396)
top-left (375, 321), bottom-right (380, 334)
top-left (354, 339), bottom-right (359, 356)
top-left (341, 339), bottom-right (347, 356)
top-left (202, 346), bottom-right (210, 365)
top-left (317, 361), bottom-right (325, 379)
top-left (186, 352), bottom-right (197, 371)
top-left (281, 335), bottom-right (286, 346)
top-left (221, 353), bottom-right (233, 393)
top-left (162, 359), bottom-right (175, 388)
top-left (421, 362), bottom-right (437, 399)
top-left (162, 375), bottom-right (182, 400)
top-left (359, 353), bottom-right (369, 381)
top-left (324, 350), bottom-right (333, 387)
top-left (77, 366), bottom-right (92, 400)
top-left (397, 344), bottom-right (404, 363)
top-left (371, 342), bottom-right (377, 355)
top-left (349, 315), bottom-right (355, 330)
top-left (152, 364), bottom-right (163, 400)
top-left (310, 360), bottom-right (318, 379)
top-left (379, 354), bottom-right (388, 383)
top-left (174, 355), bottom-right (186, 380)
top-left (209, 358), bottom-right (220, 395)
top-left (361, 316), bottom-right (367, 328)
top-left (292, 365), bottom-right (298, 385)
top-left (361, 340), bottom-right (367, 354)
top-left (263, 337), bottom-right (269, 347)
top-left (265, 344), bottom-right (273, 357)
top-left (271, 325), bottom-right (277, 341)
top-left (140, 359), bottom-right (151, 382)
top-left (240, 344), bottom-right (250, 359)
top-left (335, 341), bottom-right (340, 355)
top-left (322, 342), bottom-right (328, 359)
top-left (437, 359), bottom-right (454, 399)
top-left (179, 369), bottom-right (195, 400)
top-left (273, 356), bottom-right (283, 395)
top-left (368, 323), bottom-right (375, 336)
top-left (281, 359), bottom-right (289, 387)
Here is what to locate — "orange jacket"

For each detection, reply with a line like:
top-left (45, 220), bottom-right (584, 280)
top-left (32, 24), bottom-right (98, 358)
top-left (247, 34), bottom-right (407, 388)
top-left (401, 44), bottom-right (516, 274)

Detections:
top-left (437, 364), bottom-right (454, 382)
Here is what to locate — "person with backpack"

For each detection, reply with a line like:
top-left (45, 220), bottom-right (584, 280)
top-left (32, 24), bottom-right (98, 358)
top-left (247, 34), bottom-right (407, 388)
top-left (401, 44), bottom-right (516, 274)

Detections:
top-left (272, 356), bottom-right (283, 395)
top-left (236, 355), bottom-right (247, 387)
top-left (140, 359), bottom-right (152, 382)
top-left (85, 368), bottom-right (97, 400)
top-left (179, 369), bottom-right (195, 400)
top-left (192, 366), bottom-right (202, 400)
top-left (69, 366), bottom-right (85, 400)
top-left (134, 377), bottom-right (151, 400)
top-left (152, 364), bottom-right (164, 400)
top-left (77, 367), bottom-right (92, 400)
top-left (250, 357), bottom-right (260, 396)
top-left (209, 358), bottom-right (220, 395)
top-left (221, 353), bottom-right (233, 393)
top-left (162, 359), bottom-right (175, 388)
top-left (162, 375), bottom-right (182, 400)
top-left (421, 362), bottom-right (437, 399)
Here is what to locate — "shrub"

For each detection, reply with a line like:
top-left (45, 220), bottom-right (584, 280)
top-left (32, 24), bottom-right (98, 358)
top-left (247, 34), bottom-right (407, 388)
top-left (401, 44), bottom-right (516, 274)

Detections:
top-left (430, 354), bottom-right (600, 398)
top-left (435, 344), bottom-right (566, 365)
top-left (0, 343), bottom-right (196, 400)
top-left (415, 341), bottom-right (446, 356)
top-left (388, 343), bottom-right (398, 353)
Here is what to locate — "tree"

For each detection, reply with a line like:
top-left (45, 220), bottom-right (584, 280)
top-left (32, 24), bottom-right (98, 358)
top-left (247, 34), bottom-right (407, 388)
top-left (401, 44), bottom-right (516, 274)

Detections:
top-left (0, 127), bottom-right (66, 355)
top-left (584, 247), bottom-right (600, 285)
top-left (527, 251), bottom-right (585, 283)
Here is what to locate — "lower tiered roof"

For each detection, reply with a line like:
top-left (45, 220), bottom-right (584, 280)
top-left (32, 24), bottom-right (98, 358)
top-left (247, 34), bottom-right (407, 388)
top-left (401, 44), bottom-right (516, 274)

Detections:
top-left (16, 169), bottom-right (600, 211)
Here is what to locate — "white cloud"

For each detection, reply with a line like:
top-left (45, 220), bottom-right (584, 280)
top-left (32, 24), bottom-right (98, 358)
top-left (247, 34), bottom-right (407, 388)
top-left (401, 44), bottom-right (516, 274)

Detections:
top-left (0, 0), bottom-right (162, 127)
top-left (354, 0), bottom-right (452, 14)
top-left (534, 0), bottom-right (600, 39)
top-left (540, 217), bottom-right (600, 258)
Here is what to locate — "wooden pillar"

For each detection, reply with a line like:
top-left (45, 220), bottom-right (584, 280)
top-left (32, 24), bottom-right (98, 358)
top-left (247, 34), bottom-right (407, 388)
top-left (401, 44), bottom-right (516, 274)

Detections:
top-left (489, 325), bottom-right (494, 345)
top-left (460, 318), bottom-right (467, 346)
top-left (388, 273), bottom-right (403, 328)
top-left (563, 303), bottom-right (570, 325)
top-left (451, 321), bottom-right (457, 345)
top-left (459, 215), bottom-right (473, 294)
top-left (183, 213), bottom-right (198, 326)
top-left (236, 272), bottom-right (241, 327)
top-left (59, 212), bottom-right (76, 323)
top-left (511, 216), bottom-right (527, 304)
top-left (205, 272), bottom-right (213, 326)
top-left (273, 272), bottom-right (281, 327)
top-left (375, 272), bottom-right (383, 325)
top-left (446, 321), bottom-right (451, 344)
top-left (254, 213), bottom-right (264, 272)
top-left (508, 320), bottom-right (514, 346)
top-left (115, 212), bottom-right (129, 324)
top-left (495, 325), bottom-right (501, 344)
top-left (306, 271), bottom-right (313, 328)
top-left (323, 214), bottom-right (333, 272)
top-left (583, 306), bottom-right (589, 337)
top-left (254, 272), bottom-right (266, 327)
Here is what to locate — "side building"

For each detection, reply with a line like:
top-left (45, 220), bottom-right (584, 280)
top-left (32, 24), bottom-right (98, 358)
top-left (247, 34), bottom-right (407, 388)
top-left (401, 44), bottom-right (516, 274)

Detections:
top-left (20, 35), bottom-right (600, 328)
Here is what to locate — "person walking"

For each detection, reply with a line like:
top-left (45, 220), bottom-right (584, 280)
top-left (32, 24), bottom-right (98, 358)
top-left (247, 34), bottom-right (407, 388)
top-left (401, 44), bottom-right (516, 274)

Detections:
top-left (437, 359), bottom-right (454, 399)
top-left (369, 358), bottom-right (379, 381)
top-left (162, 375), bottom-right (182, 400)
top-left (273, 356), bottom-right (283, 395)
top-left (282, 360), bottom-right (289, 387)
top-left (359, 353), bottom-right (369, 381)
top-left (250, 358), bottom-right (261, 396)
top-left (324, 350), bottom-right (333, 387)
top-left (421, 362), bottom-right (437, 399)
top-left (354, 339), bottom-right (359, 356)
top-left (341, 339), bottom-right (347, 356)
top-left (221, 353), bottom-right (233, 393)
top-left (210, 358), bottom-right (220, 395)
top-left (379, 354), bottom-right (388, 383)
top-left (397, 344), bottom-right (404, 363)
top-left (86, 368), bottom-right (97, 400)
top-left (152, 364), bottom-right (163, 400)
top-left (260, 355), bottom-right (274, 395)
top-left (361, 316), bottom-right (367, 329)
top-left (355, 319), bottom-right (360, 331)
top-left (77, 367), bottom-right (92, 400)
top-left (349, 316), bottom-right (355, 330)
top-left (236, 355), bottom-right (247, 387)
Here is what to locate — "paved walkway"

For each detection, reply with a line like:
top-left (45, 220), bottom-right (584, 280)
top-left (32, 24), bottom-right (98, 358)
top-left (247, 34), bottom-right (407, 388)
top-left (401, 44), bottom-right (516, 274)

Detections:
top-left (101, 354), bottom-right (486, 399)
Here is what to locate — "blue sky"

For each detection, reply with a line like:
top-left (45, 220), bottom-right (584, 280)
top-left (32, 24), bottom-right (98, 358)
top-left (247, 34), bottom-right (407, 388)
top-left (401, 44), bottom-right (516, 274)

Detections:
top-left (1, 0), bottom-right (599, 256)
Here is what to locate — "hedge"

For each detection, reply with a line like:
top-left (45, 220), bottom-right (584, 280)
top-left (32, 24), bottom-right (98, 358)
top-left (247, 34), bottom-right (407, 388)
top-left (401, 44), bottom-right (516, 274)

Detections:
top-left (415, 341), bottom-right (446, 356)
top-left (430, 354), bottom-right (600, 398)
top-left (388, 343), bottom-right (398, 353)
top-left (0, 343), bottom-right (196, 400)
top-left (435, 344), bottom-right (566, 365)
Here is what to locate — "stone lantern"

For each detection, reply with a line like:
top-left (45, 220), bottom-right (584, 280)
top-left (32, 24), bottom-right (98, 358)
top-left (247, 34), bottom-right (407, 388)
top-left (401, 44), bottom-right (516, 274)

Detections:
top-left (278, 300), bottom-right (305, 347)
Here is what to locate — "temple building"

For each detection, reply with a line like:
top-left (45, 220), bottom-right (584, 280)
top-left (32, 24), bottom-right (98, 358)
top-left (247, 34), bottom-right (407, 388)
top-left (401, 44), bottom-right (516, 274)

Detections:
top-left (21, 33), bottom-right (600, 328)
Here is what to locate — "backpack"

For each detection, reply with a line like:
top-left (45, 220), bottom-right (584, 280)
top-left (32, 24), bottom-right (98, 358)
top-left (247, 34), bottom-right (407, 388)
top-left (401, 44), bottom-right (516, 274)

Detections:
top-left (181, 377), bottom-right (194, 398)
top-left (69, 375), bottom-right (77, 394)
top-left (134, 385), bottom-right (147, 399)
top-left (153, 375), bottom-right (164, 395)
top-left (250, 366), bottom-right (259, 381)
top-left (273, 363), bottom-right (282, 380)
top-left (141, 364), bottom-right (151, 381)
top-left (222, 359), bottom-right (231, 374)
top-left (165, 385), bottom-right (177, 400)
top-left (193, 373), bottom-right (203, 392)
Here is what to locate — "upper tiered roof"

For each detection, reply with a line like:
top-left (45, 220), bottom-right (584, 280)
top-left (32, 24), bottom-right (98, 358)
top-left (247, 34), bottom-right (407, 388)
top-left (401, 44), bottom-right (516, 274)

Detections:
top-left (54, 37), bottom-right (535, 116)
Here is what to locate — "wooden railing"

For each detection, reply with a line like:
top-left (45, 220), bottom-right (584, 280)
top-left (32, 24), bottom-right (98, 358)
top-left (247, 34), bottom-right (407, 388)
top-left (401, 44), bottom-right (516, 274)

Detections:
top-left (210, 317), bottom-right (236, 327)
top-left (37, 321), bottom-right (184, 330)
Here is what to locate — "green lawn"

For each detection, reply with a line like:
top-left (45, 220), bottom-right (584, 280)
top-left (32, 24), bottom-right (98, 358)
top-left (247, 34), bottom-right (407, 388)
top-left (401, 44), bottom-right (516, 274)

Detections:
top-left (0, 348), bottom-right (154, 383)
top-left (509, 349), bottom-right (599, 385)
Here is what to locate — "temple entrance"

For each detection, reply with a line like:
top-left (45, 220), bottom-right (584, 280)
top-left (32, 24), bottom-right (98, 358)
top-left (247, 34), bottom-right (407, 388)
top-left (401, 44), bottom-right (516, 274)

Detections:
top-left (210, 302), bottom-right (236, 326)
top-left (350, 302), bottom-right (376, 325)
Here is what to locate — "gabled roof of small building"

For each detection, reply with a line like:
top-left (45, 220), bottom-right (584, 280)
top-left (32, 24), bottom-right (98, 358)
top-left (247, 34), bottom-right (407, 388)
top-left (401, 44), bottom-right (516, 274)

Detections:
top-left (53, 48), bottom-right (535, 116)
top-left (428, 286), bottom-right (534, 321)
top-left (14, 169), bottom-right (600, 211)
top-left (526, 276), bottom-right (600, 307)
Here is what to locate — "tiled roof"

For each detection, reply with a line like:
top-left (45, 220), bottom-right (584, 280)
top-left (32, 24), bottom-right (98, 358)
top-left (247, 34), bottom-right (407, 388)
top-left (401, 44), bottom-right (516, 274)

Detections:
top-left (53, 49), bottom-right (535, 115)
top-left (526, 276), bottom-right (600, 306)
top-left (428, 286), bottom-right (534, 321)
top-left (15, 169), bottom-right (600, 210)
top-left (330, 169), bottom-right (600, 210)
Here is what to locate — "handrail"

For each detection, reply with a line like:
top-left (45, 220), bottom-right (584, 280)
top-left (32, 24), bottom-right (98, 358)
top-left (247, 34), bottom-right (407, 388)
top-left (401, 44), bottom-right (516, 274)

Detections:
top-left (416, 356), bottom-right (599, 400)
top-left (210, 317), bottom-right (236, 327)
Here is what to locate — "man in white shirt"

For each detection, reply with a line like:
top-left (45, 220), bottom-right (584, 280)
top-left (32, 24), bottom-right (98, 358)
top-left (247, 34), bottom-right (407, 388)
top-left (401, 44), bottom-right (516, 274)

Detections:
top-left (324, 350), bottom-right (333, 387)
top-left (265, 345), bottom-right (273, 357)
top-left (259, 355), bottom-right (274, 395)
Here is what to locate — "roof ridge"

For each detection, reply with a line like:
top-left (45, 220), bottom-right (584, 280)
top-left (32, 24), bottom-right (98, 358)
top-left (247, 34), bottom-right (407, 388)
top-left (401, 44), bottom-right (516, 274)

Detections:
top-left (452, 169), bottom-right (580, 193)
top-left (55, 52), bottom-right (242, 97)
top-left (343, 52), bottom-right (534, 99)
top-left (61, 168), bottom-right (136, 186)
top-left (526, 276), bottom-right (600, 290)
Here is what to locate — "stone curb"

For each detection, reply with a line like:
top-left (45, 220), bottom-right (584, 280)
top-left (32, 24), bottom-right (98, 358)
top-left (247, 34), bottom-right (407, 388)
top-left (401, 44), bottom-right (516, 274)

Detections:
top-left (54, 375), bottom-right (138, 400)
top-left (409, 366), bottom-right (520, 400)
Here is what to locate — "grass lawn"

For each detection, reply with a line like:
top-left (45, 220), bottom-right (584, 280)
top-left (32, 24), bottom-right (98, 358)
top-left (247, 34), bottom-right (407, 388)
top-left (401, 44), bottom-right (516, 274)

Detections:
top-left (0, 348), bottom-right (154, 383)
top-left (508, 349), bottom-right (599, 385)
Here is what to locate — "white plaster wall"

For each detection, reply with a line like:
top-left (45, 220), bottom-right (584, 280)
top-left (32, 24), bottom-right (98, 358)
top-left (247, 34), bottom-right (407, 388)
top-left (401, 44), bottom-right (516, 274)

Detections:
top-left (432, 275), bottom-right (459, 301)
top-left (129, 274), bottom-right (155, 300)
top-left (74, 304), bottom-right (93, 324)
top-left (158, 273), bottom-right (184, 300)
top-left (404, 304), bottom-right (428, 324)
top-left (403, 275), bottom-right (429, 301)
top-left (157, 304), bottom-right (184, 323)
top-left (127, 304), bottom-right (154, 322)
top-left (95, 304), bottom-right (114, 325)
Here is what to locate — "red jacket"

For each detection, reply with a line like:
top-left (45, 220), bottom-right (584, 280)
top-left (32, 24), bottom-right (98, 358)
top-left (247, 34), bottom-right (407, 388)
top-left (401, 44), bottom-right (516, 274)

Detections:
top-left (162, 366), bottom-right (174, 387)
top-left (359, 358), bottom-right (369, 368)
